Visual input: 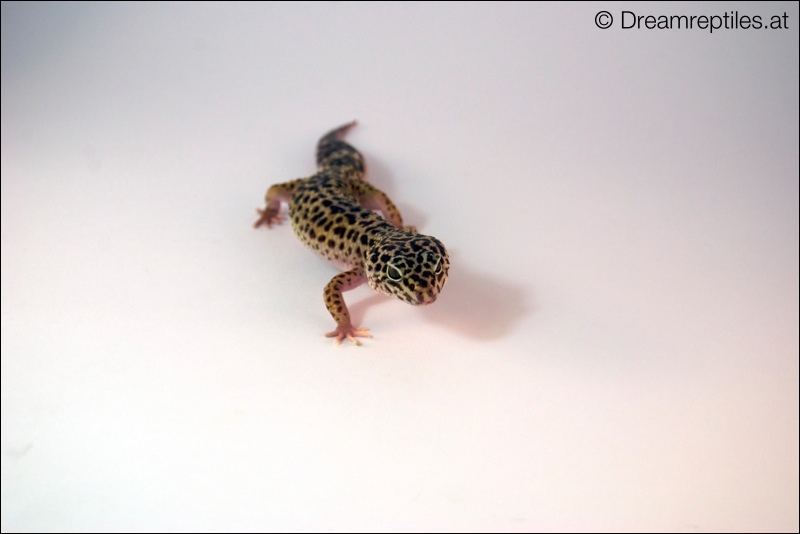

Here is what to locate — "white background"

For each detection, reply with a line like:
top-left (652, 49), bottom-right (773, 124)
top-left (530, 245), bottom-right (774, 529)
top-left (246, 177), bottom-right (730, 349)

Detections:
top-left (2, 2), bottom-right (798, 532)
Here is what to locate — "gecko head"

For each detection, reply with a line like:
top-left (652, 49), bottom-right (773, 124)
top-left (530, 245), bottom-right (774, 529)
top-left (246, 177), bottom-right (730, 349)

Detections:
top-left (365, 233), bottom-right (450, 306)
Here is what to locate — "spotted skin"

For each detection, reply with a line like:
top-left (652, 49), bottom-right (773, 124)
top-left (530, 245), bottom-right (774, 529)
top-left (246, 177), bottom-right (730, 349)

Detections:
top-left (254, 121), bottom-right (449, 345)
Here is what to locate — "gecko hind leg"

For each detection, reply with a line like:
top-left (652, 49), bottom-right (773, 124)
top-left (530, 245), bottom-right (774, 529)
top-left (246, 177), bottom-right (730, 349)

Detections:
top-left (253, 178), bottom-right (303, 228)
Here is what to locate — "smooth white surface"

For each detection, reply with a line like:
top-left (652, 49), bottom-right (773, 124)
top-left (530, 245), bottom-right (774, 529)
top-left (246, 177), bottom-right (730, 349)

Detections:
top-left (2, 2), bottom-right (798, 532)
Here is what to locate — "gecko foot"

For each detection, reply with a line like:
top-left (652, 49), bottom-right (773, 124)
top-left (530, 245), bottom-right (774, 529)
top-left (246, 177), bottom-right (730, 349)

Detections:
top-left (253, 207), bottom-right (283, 229)
top-left (325, 324), bottom-right (371, 346)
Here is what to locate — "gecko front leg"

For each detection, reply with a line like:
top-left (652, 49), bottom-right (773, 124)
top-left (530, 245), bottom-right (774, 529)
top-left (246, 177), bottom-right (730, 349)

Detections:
top-left (351, 180), bottom-right (416, 232)
top-left (323, 268), bottom-right (372, 346)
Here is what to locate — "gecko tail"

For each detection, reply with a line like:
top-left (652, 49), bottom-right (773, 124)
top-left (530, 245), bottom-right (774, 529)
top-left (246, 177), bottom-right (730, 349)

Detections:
top-left (316, 121), bottom-right (365, 179)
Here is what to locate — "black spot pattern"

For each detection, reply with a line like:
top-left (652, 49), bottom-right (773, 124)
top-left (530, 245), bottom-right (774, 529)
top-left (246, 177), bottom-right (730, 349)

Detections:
top-left (261, 121), bottom-right (450, 338)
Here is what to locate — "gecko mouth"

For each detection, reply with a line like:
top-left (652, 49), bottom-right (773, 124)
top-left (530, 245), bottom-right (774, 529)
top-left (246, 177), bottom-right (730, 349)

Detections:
top-left (416, 294), bottom-right (437, 306)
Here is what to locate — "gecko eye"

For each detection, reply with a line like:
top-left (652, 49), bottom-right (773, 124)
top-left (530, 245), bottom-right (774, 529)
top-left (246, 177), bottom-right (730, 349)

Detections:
top-left (425, 254), bottom-right (442, 274)
top-left (433, 256), bottom-right (442, 274)
top-left (386, 265), bottom-right (403, 282)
